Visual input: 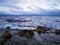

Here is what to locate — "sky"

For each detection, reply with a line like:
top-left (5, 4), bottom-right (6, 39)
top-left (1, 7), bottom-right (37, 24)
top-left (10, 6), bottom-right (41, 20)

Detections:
top-left (0, 0), bottom-right (60, 15)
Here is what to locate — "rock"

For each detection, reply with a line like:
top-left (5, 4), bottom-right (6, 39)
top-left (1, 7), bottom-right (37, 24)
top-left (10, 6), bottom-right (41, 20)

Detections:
top-left (55, 30), bottom-right (60, 34)
top-left (25, 30), bottom-right (34, 38)
top-left (18, 30), bottom-right (34, 38)
top-left (36, 26), bottom-right (47, 34)
top-left (18, 31), bottom-right (24, 36)
top-left (2, 30), bottom-right (12, 39)
top-left (0, 38), bottom-right (5, 45)
top-left (5, 27), bottom-right (11, 30)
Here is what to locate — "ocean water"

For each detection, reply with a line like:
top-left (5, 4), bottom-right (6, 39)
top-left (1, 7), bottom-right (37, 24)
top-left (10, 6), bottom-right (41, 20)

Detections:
top-left (0, 16), bottom-right (60, 30)
top-left (0, 16), bottom-right (60, 45)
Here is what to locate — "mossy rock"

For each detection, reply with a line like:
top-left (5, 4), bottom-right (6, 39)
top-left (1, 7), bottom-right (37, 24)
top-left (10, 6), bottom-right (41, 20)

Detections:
top-left (18, 31), bottom-right (24, 36)
top-left (2, 30), bottom-right (12, 39)
top-left (18, 30), bottom-right (34, 38)
top-left (36, 26), bottom-right (47, 34)
top-left (55, 30), bottom-right (60, 34)
top-left (25, 30), bottom-right (34, 38)
top-left (36, 29), bottom-right (47, 34)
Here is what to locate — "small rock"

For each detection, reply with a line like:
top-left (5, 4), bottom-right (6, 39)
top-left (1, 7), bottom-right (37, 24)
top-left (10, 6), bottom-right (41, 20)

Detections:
top-left (55, 30), bottom-right (60, 34)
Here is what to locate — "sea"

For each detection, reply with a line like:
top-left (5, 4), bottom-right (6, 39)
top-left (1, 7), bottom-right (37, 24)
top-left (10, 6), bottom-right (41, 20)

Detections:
top-left (0, 15), bottom-right (60, 45)
top-left (0, 15), bottom-right (60, 30)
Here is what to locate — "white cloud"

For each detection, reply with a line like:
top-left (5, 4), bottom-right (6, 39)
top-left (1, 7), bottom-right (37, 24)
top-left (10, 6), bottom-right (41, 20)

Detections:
top-left (0, 0), bottom-right (60, 14)
top-left (0, 6), bottom-right (11, 12)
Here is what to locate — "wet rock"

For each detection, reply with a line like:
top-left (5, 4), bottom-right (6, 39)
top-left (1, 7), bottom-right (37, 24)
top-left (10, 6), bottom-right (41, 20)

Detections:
top-left (5, 27), bottom-right (11, 30)
top-left (0, 38), bottom-right (6, 45)
top-left (0, 30), bottom-right (12, 45)
top-left (36, 26), bottom-right (47, 34)
top-left (55, 30), bottom-right (60, 34)
top-left (2, 30), bottom-right (12, 39)
top-left (18, 31), bottom-right (24, 36)
top-left (25, 30), bottom-right (34, 38)
top-left (18, 30), bottom-right (34, 38)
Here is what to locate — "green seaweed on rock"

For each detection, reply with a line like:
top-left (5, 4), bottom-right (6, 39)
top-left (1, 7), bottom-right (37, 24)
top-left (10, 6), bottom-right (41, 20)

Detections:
top-left (18, 31), bottom-right (25, 36)
top-left (25, 30), bottom-right (34, 39)
top-left (36, 26), bottom-right (47, 34)
top-left (2, 30), bottom-right (12, 39)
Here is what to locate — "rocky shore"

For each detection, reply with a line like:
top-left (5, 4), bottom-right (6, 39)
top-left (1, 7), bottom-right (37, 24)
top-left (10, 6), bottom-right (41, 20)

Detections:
top-left (0, 26), bottom-right (60, 45)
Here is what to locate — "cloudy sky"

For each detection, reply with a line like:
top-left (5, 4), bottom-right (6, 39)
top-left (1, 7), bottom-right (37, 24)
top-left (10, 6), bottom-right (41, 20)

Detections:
top-left (0, 0), bottom-right (60, 15)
